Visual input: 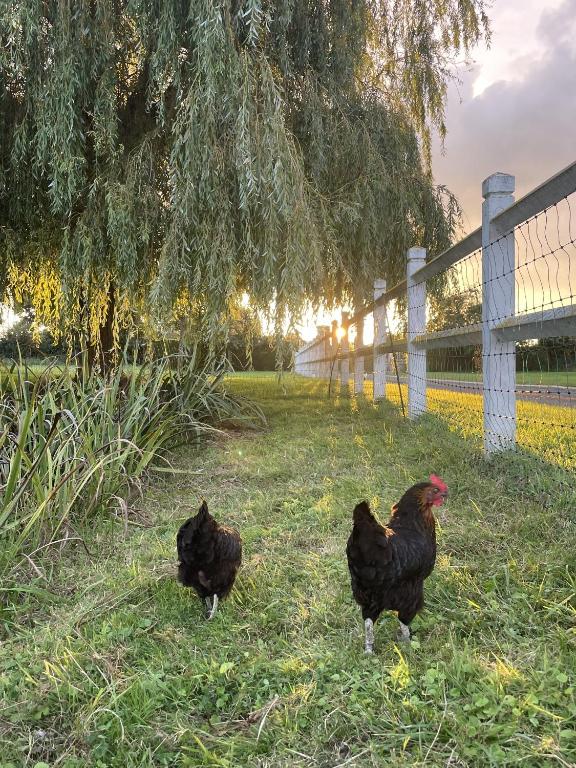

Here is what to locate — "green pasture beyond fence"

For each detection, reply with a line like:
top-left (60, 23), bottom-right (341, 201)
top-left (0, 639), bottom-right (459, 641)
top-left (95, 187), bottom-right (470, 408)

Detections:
top-left (225, 371), bottom-right (576, 474)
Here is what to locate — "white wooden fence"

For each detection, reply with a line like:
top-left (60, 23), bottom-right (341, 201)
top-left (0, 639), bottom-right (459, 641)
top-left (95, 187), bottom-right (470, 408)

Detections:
top-left (294, 161), bottom-right (576, 455)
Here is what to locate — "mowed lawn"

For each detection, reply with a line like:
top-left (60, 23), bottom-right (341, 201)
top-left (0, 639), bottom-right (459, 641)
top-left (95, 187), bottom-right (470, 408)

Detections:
top-left (427, 370), bottom-right (576, 387)
top-left (384, 382), bottom-right (576, 469)
top-left (1, 375), bottom-right (575, 767)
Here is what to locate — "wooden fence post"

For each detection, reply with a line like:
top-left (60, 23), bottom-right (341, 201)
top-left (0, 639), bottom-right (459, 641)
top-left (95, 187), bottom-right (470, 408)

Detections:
top-left (340, 311), bottom-right (350, 393)
top-left (306, 342), bottom-right (313, 377)
top-left (354, 316), bottom-right (365, 395)
top-left (331, 319), bottom-right (339, 383)
top-left (407, 247), bottom-right (427, 418)
top-left (294, 344), bottom-right (305, 375)
top-left (316, 325), bottom-right (330, 378)
top-left (301, 343), bottom-right (308, 377)
top-left (373, 279), bottom-right (388, 400)
top-left (482, 173), bottom-right (516, 453)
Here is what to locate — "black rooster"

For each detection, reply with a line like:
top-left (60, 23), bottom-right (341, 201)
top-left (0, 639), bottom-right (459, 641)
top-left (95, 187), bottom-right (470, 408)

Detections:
top-left (346, 475), bottom-right (448, 652)
top-left (176, 500), bottom-right (242, 619)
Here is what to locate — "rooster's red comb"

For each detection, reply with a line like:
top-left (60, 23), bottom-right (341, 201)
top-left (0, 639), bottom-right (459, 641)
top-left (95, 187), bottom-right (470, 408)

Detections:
top-left (429, 474), bottom-right (448, 492)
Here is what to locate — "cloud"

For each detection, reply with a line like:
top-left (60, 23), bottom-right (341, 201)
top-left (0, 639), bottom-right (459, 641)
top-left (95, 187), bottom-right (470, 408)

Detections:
top-left (433, 0), bottom-right (576, 233)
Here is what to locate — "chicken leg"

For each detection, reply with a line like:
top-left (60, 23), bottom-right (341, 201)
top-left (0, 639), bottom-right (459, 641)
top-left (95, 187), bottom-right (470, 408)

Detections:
top-left (364, 618), bottom-right (374, 654)
top-left (207, 593), bottom-right (219, 620)
top-left (397, 621), bottom-right (411, 643)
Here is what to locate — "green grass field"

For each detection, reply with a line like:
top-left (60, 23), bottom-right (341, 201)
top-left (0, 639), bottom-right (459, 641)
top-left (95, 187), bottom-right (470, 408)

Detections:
top-left (428, 371), bottom-right (576, 386)
top-left (1, 360), bottom-right (574, 388)
top-left (1, 375), bottom-right (575, 766)
top-left (394, 382), bottom-right (576, 469)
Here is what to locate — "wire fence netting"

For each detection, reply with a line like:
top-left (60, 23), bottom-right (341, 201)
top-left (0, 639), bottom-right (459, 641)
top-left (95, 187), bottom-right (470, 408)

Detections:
top-left (233, 191), bottom-right (576, 475)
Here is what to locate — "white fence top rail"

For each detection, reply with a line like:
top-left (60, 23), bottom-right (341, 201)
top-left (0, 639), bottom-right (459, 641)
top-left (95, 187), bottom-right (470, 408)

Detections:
top-left (383, 160), bottom-right (576, 306)
top-left (297, 159), bottom-right (576, 353)
top-left (491, 160), bottom-right (576, 239)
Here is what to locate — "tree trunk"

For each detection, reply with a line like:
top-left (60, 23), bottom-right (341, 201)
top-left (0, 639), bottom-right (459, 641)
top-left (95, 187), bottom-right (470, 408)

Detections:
top-left (87, 283), bottom-right (116, 375)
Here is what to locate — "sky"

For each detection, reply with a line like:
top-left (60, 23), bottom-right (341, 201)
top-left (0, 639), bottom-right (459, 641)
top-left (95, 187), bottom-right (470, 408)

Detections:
top-left (299, 0), bottom-right (576, 342)
top-left (433, 0), bottom-right (576, 234)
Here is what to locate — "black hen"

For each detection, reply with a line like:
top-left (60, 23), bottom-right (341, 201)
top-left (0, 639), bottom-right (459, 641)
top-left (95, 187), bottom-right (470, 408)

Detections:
top-left (346, 475), bottom-right (448, 652)
top-left (176, 500), bottom-right (242, 619)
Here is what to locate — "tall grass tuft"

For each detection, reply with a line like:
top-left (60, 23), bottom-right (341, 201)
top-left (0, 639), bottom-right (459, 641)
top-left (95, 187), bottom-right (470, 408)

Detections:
top-left (0, 354), bottom-right (264, 585)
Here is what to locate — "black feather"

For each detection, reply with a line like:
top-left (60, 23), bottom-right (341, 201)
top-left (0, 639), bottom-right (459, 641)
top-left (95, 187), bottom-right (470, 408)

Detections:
top-left (346, 483), bottom-right (437, 628)
top-left (176, 501), bottom-right (242, 604)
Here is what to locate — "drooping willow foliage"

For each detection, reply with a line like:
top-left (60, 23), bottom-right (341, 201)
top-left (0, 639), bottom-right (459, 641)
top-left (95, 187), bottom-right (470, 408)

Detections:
top-left (0, 0), bottom-right (489, 359)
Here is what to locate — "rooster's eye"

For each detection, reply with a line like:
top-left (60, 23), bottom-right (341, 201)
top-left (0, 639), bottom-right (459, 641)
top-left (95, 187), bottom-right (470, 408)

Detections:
top-left (432, 487), bottom-right (439, 493)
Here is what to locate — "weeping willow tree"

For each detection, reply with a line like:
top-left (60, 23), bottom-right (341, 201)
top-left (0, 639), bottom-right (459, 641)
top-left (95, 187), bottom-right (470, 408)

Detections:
top-left (0, 0), bottom-right (489, 366)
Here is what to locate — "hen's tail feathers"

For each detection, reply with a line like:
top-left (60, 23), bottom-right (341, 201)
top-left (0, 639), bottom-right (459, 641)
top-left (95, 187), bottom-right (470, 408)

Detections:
top-left (188, 500), bottom-right (210, 530)
top-left (353, 500), bottom-right (376, 525)
top-left (177, 500), bottom-right (212, 558)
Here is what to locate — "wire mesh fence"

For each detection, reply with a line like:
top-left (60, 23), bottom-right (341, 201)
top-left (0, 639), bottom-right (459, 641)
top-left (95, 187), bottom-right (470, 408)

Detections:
top-left (286, 162), bottom-right (576, 472)
top-left (507, 190), bottom-right (576, 468)
top-left (421, 246), bottom-right (484, 447)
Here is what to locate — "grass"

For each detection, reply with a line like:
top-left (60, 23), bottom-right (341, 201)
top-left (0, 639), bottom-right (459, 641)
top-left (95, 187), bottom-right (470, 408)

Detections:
top-left (1, 374), bottom-right (575, 767)
top-left (3, 362), bottom-right (574, 388)
top-left (381, 381), bottom-right (576, 469)
top-left (428, 371), bottom-right (576, 386)
top-left (0, 356), bottom-right (262, 584)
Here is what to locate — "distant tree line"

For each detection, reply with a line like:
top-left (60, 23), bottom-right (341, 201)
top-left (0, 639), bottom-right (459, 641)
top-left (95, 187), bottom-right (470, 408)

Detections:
top-left (0, 308), bottom-right (65, 358)
top-left (418, 291), bottom-right (576, 374)
top-left (517, 338), bottom-right (576, 373)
